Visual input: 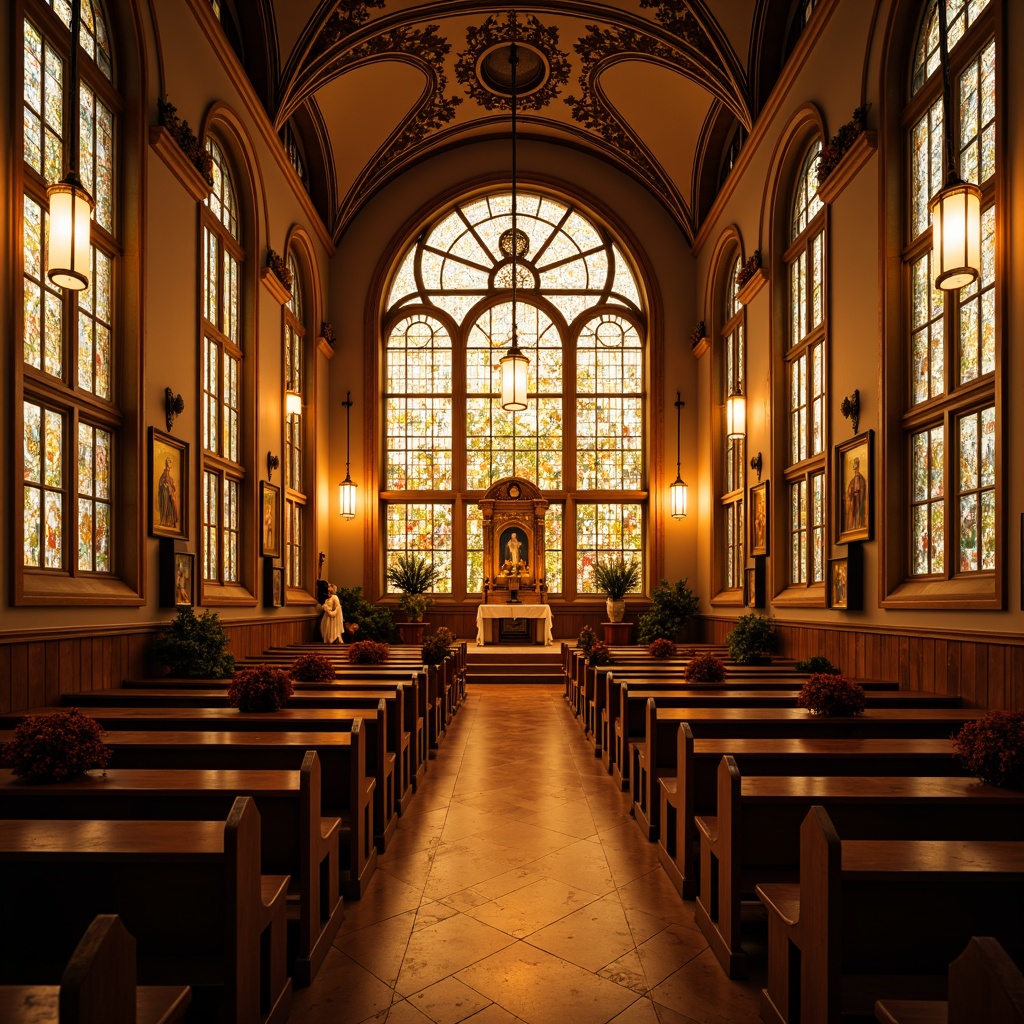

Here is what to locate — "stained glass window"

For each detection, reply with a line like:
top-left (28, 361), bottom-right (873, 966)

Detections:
top-left (577, 504), bottom-right (643, 594)
top-left (386, 504), bottom-right (453, 593)
top-left (284, 252), bottom-right (306, 589)
top-left (21, 1), bottom-right (119, 580)
top-left (783, 139), bottom-right (827, 591)
top-left (383, 189), bottom-right (646, 599)
top-left (202, 135), bottom-right (246, 588)
top-left (904, 1), bottom-right (997, 585)
top-left (719, 253), bottom-right (745, 593)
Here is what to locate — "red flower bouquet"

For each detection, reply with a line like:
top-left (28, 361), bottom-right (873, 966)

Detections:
top-left (648, 638), bottom-right (676, 659)
top-left (588, 641), bottom-right (612, 667)
top-left (2, 708), bottom-right (111, 782)
top-left (289, 652), bottom-right (335, 682)
top-left (228, 664), bottom-right (293, 712)
top-left (348, 640), bottom-right (391, 665)
top-left (953, 710), bottom-right (1024, 789)
top-left (683, 653), bottom-right (727, 682)
top-left (797, 673), bottom-right (866, 716)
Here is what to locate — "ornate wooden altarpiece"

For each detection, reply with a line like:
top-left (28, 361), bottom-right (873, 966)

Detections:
top-left (479, 477), bottom-right (548, 605)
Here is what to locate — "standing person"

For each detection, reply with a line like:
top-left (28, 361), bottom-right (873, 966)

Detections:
top-left (320, 583), bottom-right (344, 644)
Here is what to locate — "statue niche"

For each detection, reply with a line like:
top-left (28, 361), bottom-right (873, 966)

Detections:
top-left (479, 477), bottom-right (548, 605)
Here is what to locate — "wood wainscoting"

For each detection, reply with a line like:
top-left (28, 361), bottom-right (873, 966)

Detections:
top-left (699, 615), bottom-right (1024, 711)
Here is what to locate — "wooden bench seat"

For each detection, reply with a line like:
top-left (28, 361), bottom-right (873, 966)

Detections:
top-left (695, 756), bottom-right (1024, 978)
top-left (657, 725), bottom-right (964, 898)
top-left (0, 914), bottom-right (190, 1024)
top-left (0, 797), bottom-right (292, 1024)
top-left (0, 751), bottom-right (342, 986)
top-left (757, 806), bottom-right (1024, 1024)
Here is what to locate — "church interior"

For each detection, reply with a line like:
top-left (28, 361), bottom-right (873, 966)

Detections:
top-left (2, 0), bottom-right (1024, 1021)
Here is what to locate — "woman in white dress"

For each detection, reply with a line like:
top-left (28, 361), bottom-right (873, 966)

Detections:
top-left (320, 583), bottom-right (344, 643)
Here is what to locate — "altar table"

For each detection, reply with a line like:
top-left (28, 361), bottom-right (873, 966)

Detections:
top-left (475, 604), bottom-right (553, 646)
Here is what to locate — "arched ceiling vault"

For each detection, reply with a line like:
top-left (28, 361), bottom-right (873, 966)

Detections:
top-left (242, 1), bottom-right (792, 244)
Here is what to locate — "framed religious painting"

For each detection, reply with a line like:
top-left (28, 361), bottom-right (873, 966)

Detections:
top-left (149, 428), bottom-right (189, 540)
top-left (828, 557), bottom-right (849, 609)
top-left (159, 540), bottom-right (193, 608)
top-left (264, 558), bottom-right (284, 608)
top-left (745, 555), bottom-right (766, 608)
top-left (749, 481), bottom-right (769, 557)
top-left (835, 430), bottom-right (873, 544)
top-left (260, 481), bottom-right (281, 558)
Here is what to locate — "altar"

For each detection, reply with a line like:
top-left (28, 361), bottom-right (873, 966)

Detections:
top-left (475, 604), bottom-right (553, 646)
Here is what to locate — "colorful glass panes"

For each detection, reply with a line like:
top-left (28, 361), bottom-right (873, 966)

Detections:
top-left (23, 401), bottom-right (64, 569)
top-left (23, 20), bottom-right (64, 184)
top-left (544, 504), bottom-right (563, 593)
top-left (910, 252), bottom-right (944, 405)
top-left (466, 505), bottom-right (484, 594)
top-left (385, 504), bottom-right (453, 592)
top-left (79, 82), bottom-right (114, 233)
top-left (957, 406), bottom-right (995, 572)
top-left (286, 498), bottom-right (303, 588)
top-left (911, 425), bottom-right (945, 576)
top-left (576, 504), bottom-right (643, 594)
top-left (77, 422), bottom-right (112, 572)
top-left (223, 478), bottom-right (239, 583)
top-left (206, 138), bottom-right (238, 239)
top-left (959, 204), bottom-right (995, 385)
top-left (912, 0), bottom-right (992, 96)
top-left (203, 471), bottom-right (219, 581)
top-left (77, 246), bottom-right (113, 399)
top-left (790, 479), bottom-right (808, 584)
top-left (23, 195), bottom-right (64, 379)
top-left (791, 141), bottom-right (823, 240)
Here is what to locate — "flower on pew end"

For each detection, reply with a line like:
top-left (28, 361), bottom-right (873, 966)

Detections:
top-left (290, 652), bottom-right (335, 682)
top-left (1, 708), bottom-right (112, 783)
top-left (348, 640), bottom-right (391, 665)
top-left (421, 628), bottom-right (456, 666)
top-left (588, 641), bottom-right (612, 667)
top-left (683, 652), bottom-right (727, 682)
top-left (952, 710), bottom-right (1024, 790)
top-left (796, 673), bottom-right (866, 717)
top-left (228, 664), bottom-right (294, 712)
top-left (648, 638), bottom-right (676, 660)
top-left (577, 624), bottom-right (598, 656)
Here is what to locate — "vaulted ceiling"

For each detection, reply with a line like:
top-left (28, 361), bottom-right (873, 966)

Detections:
top-left (225, 1), bottom-right (805, 244)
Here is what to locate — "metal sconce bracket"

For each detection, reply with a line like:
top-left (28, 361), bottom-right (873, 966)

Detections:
top-left (750, 452), bottom-right (763, 482)
top-left (841, 389), bottom-right (860, 434)
top-left (164, 387), bottom-right (184, 432)
top-left (267, 452), bottom-right (280, 479)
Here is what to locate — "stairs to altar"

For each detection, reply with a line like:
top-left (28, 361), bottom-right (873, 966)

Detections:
top-left (464, 646), bottom-right (564, 685)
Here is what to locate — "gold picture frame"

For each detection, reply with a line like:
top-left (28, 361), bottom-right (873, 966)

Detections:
top-left (260, 481), bottom-right (281, 558)
top-left (836, 430), bottom-right (873, 544)
top-left (149, 428), bottom-right (189, 540)
top-left (749, 480), bottom-right (769, 557)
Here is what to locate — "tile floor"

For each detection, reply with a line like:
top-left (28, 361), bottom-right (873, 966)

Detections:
top-left (290, 683), bottom-right (764, 1024)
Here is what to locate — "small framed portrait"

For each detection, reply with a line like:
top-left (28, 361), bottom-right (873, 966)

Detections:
top-left (749, 480), bottom-right (769, 557)
top-left (745, 556), bottom-right (765, 609)
top-left (835, 430), bottom-right (873, 544)
top-left (829, 544), bottom-right (863, 611)
top-left (260, 481), bottom-right (281, 558)
top-left (149, 428), bottom-right (189, 540)
top-left (828, 557), bottom-right (849, 609)
top-left (173, 551), bottom-right (195, 607)
top-left (264, 559), bottom-right (284, 608)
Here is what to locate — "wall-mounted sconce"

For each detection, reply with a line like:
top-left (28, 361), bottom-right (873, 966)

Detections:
top-left (339, 391), bottom-right (357, 519)
top-left (750, 452), bottom-right (763, 482)
top-left (267, 452), bottom-right (279, 479)
top-left (670, 391), bottom-right (688, 519)
top-left (840, 389), bottom-right (860, 434)
top-left (164, 387), bottom-right (185, 432)
top-left (726, 381), bottom-right (746, 441)
top-left (285, 390), bottom-right (302, 418)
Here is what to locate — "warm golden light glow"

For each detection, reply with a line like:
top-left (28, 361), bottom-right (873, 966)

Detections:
top-left (46, 176), bottom-right (94, 291)
top-left (670, 476), bottom-right (688, 518)
top-left (339, 476), bottom-right (357, 519)
top-left (726, 386), bottom-right (746, 441)
top-left (285, 390), bottom-right (302, 418)
top-left (930, 180), bottom-right (982, 291)
top-left (499, 344), bottom-right (529, 412)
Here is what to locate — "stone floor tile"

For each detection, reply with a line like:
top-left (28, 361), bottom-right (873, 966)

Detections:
top-left (467, 874), bottom-right (603, 938)
top-left (527, 896), bottom-right (637, 971)
top-left (405, 976), bottom-right (493, 1024)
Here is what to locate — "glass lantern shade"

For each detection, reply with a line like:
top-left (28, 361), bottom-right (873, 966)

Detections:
top-left (500, 345), bottom-right (529, 412)
top-left (285, 391), bottom-right (302, 418)
top-left (670, 475), bottom-right (688, 519)
top-left (930, 180), bottom-right (982, 291)
top-left (46, 176), bottom-right (94, 291)
top-left (726, 389), bottom-right (746, 441)
top-left (339, 476), bottom-right (357, 519)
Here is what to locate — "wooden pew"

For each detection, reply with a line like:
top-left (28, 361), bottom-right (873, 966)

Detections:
top-left (628, 688), bottom-right (962, 837)
top-left (0, 797), bottom-right (292, 1024)
top-left (0, 751), bottom-right (342, 986)
top-left (695, 756), bottom-right (1024, 978)
top-left (757, 806), bottom-right (1024, 1024)
top-left (0, 725), bottom-right (378, 901)
top-left (875, 936), bottom-right (1024, 1024)
top-left (657, 725), bottom-right (966, 898)
top-left (0, 914), bottom-right (191, 1024)
top-left (2, 702), bottom-right (398, 854)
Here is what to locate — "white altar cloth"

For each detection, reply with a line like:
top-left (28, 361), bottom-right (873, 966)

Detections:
top-left (475, 604), bottom-right (553, 646)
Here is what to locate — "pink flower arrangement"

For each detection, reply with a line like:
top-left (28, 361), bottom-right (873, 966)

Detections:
top-left (228, 664), bottom-right (293, 712)
top-left (953, 710), bottom-right (1024, 789)
top-left (683, 653), bottom-right (727, 682)
top-left (648, 638), bottom-right (676, 659)
top-left (797, 673), bottom-right (866, 716)
top-left (1, 708), bottom-right (111, 782)
top-left (348, 640), bottom-right (391, 665)
top-left (289, 652), bottom-right (335, 682)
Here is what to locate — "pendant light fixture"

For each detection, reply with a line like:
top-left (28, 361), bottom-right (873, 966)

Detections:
top-left (726, 381), bottom-right (747, 441)
top-left (670, 391), bottom-right (688, 519)
top-left (929, 0), bottom-right (981, 291)
top-left (338, 391), bottom-right (357, 519)
top-left (499, 26), bottom-right (529, 412)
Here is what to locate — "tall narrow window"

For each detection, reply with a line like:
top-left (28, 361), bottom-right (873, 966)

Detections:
top-left (719, 254), bottom-right (745, 593)
top-left (902, 0), bottom-right (996, 591)
top-left (382, 190), bottom-right (646, 600)
top-left (20, 0), bottom-right (121, 589)
top-left (201, 136), bottom-right (245, 589)
top-left (284, 252), bottom-right (307, 590)
top-left (783, 139), bottom-right (827, 592)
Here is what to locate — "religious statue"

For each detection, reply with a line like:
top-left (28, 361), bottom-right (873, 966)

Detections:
top-left (320, 583), bottom-right (344, 644)
top-left (506, 531), bottom-right (522, 569)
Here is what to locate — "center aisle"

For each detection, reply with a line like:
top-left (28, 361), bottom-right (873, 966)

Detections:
top-left (290, 684), bottom-right (763, 1024)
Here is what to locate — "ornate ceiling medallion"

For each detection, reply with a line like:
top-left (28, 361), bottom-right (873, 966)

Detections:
top-left (455, 13), bottom-right (570, 111)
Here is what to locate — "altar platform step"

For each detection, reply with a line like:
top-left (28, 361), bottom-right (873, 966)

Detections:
top-left (464, 646), bottom-right (564, 685)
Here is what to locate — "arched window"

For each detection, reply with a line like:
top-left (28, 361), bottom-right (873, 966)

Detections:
top-left (783, 138), bottom-right (827, 592)
top-left (201, 135), bottom-right (245, 590)
top-left (719, 253), bottom-right (745, 593)
top-left (19, 0), bottom-right (123, 595)
top-left (382, 189), bottom-right (646, 600)
top-left (284, 251), bottom-right (307, 589)
top-left (902, 0), bottom-right (996, 587)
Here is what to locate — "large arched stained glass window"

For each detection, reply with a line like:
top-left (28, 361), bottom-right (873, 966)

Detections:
top-left (382, 189), bottom-right (647, 601)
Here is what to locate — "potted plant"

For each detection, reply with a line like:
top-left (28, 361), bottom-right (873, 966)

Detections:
top-left (796, 673), bottom-right (867, 716)
top-left (683, 653), bottom-right (727, 682)
top-left (421, 627), bottom-right (456, 666)
top-left (227, 664), bottom-right (293, 713)
top-left (795, 655), bottom-right (841, 675)
top-left (636, 578), bottom-right (700, 643)
top-left (725, 612), bottom-right (779, 665)
top-left (150, 605), bottom-right (235, 678)
top-left (1, 708), bottom-right (111, 783)
top-left (647, 638), bottom-right (676, 659)
top-left (386, 553), bottom-right (443, 644)
top-left (588, 641), bottom-right (612, 667)
top-left (336, 586), bottom-right (398, 644)
top-left (577, 624), bottom-right (598, 657)
top-left (593, 557), bottom-right (641, 623)
top-left (289, 652), bottom-right (335, 682)
top-left (347, 640), bottom-right (390, 665)
top-left (952, 710), bottom-right (1024, 789)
